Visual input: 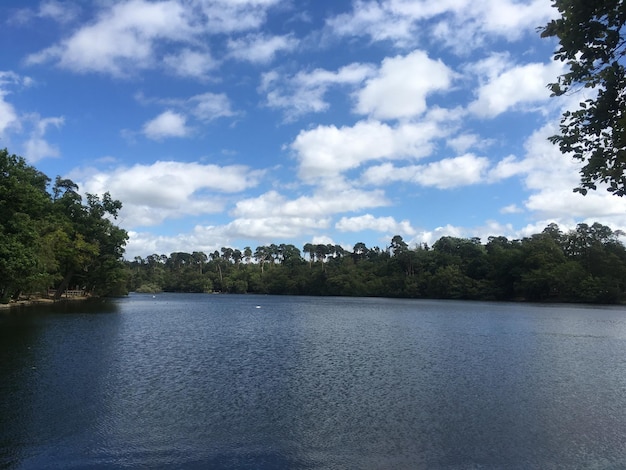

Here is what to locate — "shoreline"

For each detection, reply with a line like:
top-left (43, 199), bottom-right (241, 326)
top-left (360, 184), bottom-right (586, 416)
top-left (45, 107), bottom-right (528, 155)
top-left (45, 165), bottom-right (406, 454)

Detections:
top-left (0, 296), bottom-right (90, 310)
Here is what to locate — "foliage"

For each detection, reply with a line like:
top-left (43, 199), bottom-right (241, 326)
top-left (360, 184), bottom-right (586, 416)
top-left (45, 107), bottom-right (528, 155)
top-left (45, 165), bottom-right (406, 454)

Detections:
top-left (541, 0), bottom-right (626, 195)
top-left (127, 228), bottom-right (626, 304)
top-left (0, 149), bottom-right (128, 300)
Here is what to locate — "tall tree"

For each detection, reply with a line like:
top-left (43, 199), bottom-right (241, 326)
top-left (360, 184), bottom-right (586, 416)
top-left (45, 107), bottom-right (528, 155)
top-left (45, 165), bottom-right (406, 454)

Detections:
top-left (0, 149), bottom-right (128, 300)
top-left (0, 150), bottom-right (52, 299)
top-left (541, 0), bottom-right (626, 195)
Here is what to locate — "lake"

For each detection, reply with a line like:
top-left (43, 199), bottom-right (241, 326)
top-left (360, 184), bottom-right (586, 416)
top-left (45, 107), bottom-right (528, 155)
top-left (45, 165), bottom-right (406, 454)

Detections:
top-left (2, 294), bottom-right (626, 469)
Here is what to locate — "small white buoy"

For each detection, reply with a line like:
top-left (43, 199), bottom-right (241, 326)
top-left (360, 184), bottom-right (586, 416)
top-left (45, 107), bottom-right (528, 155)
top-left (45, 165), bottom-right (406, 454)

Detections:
top-left (255, 305), bottom-right (261, 309)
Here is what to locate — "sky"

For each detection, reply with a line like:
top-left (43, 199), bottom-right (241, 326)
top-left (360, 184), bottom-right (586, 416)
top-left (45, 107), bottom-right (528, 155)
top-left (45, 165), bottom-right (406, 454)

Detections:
top-left (3, 0), bottom-right (626, 260)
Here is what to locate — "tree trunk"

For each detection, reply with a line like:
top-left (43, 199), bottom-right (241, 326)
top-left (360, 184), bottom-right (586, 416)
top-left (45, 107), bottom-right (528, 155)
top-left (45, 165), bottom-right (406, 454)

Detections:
top-left (54, 270), bottom-right (74, 300)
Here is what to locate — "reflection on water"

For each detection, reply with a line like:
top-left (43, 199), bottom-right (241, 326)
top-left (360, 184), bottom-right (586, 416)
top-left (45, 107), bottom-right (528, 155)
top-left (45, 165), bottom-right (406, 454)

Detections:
top-left (2, 295), bottom-right (626, 469)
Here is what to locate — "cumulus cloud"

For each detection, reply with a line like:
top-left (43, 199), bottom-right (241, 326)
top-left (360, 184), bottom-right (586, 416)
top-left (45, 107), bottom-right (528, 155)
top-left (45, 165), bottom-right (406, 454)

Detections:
top-left (75, 160), bottom-right (263, 228)
top-left (500, 204), bottom-right (523, 214)
top-left (189, 92), bottom-right (236, 121)
top-left (476, 0), bottom-right (556, 40)
top-left (0, 72), bottom-right (65, 160)
top-left (0, 71), bottom-right (26, 136)
top-left (326, 0), bottom-right (554, 51)
top-left (415, 154), bottom-right (490, 188)
top-left (23, 116), bottom-right (65, 162)
top-left (336, 214), bottom-right (416, 235)
top-left (486, 120), bottom-right (626, 227)
top-left (362, 154), bottom-right (490, 189)
top-left (232, 188), bottom-right (389, 219)
top-left (9, 1), bottom-right (81, 25)
top-left (164, 49), bottom-right (217, 79)
top-left (325, 0), bottom-right (419, 47)
top-left (26, 0), bottom-right (195, 75)
top-left (24, 0), bottom-right (284, 77)
top-left (0, 94), bottom-right (18, 137)
top-left (192, 0), bottom-right (283, 34)
top-left (124, 210), bottom-right (329, 257)
top-left (260, 63), bottom-right (376, 120)
top-left (355, 50), bottom-right (453, 120)
top-left (291, 119), bottom-right (445, 182)
top-left (409, 224), bottom-right (466, 247)
top-left (38, 0), bottom-right (81, 24)
top-left (228, 33), bottom-right (298, 64)
top-left (220, 216), bottom-right (331, 241)
top-left (136, 92), bottom-right (235, 140)
top-left (142, 110), bottom-right (189, 140)
top-left (447, 133), bottom-right (485, 153)
top-left (469, 57), bottom-right (564, 118)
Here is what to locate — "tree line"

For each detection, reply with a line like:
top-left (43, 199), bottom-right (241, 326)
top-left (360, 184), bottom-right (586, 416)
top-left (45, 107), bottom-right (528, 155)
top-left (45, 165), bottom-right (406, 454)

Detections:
top-left (0, 149), bottom-right (128, 302)
top-left (4, 147), bottom-right (626, 304)
top-left (128, 223), bottom-right (626, 304)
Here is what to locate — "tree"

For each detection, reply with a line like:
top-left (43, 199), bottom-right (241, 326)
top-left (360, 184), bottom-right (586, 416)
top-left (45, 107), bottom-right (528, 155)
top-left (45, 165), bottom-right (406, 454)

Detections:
top-left (0, 150), bottom-right (54, 299)
top-left (303, 243), bottom-right (315, 268)
top-left (541, 0), bottom-right (626, 195)
top-left (0, 149), bottom-right (128, 299)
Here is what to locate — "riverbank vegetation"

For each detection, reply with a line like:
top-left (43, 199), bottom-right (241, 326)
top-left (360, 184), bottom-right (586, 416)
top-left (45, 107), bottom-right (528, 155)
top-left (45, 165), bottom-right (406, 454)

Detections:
top-left (0, 149), bottom-right (128, 303)
top-left (128, 223), bottom-right (626, 304)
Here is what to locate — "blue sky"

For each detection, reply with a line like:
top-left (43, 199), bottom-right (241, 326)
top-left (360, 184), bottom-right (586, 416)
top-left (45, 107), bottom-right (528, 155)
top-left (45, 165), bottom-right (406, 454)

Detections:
top-left (3, 0), bottom-right (626, 259)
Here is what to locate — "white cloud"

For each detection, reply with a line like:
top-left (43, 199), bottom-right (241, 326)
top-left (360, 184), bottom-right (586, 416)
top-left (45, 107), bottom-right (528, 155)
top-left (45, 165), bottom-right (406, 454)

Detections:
top-left (23, 0), bottom-right (287, 77)
top-left (75, 160), bottom-right (263, 228)
top-left (136, 93), bottom-right (235, 140)
top-left (26, 0), bottom-right (195, 75)
top-left (192, 0), bottom-right (282, 34)
top-left (291, 119), bottom-right (445, 182)
top-left (500, 204), bottom-right (523, 214)
top-left (336, 214), bottom-right (416, 235)
top-left (232, 188), bottom-right (389, 219)
top-left (189, 93), bottom-right (236, 121)
top-left (447, 133), bottom-right (484, 153)
top-left (326, 0), bottom-right (554, 51)
top-left (362, 154), bottom-right (490, 189)
top-left (164, 49), bottom-right (217, 79)
top-left (525, 189), bottom-right (626, 220)
top-left (355, 50), bottom-right (453, 120)
top-left (124, 211), bottom-right (330, 257)
top-left (432, 1), bottom-right (555, 53)
top-left (487, 120), bottom-right (626, 228)
top-left (23, 116), bottom-right (65, 162)
top-left (469, 57), bottom-right (564, 117)
top-left (409, 224), bottom-right (466, 247)
top-left (261, 63), bottom-right (376, 120)
top-left (39, 1), bottom-right (81, 24)
top-left (142, 110), bottom-right (189, 140)
top-left (477, 0), bottom-right (556, 40)
top-left (0, 94), bottom-right (18, 137)
top-left (416, 154), bottom-right (490, 188)
top-left (487, 154), bottom-right (528, 182)
top-left (325, 0), bottom-right (418, 47)
top-left (0, 71), bottom-right (27, 137)
top-left (221, 216), bottom-right (331, 241)
top-left (228, 33), bottom-right (298, 64)
top-left (8, 1), bottom-right (81, 25)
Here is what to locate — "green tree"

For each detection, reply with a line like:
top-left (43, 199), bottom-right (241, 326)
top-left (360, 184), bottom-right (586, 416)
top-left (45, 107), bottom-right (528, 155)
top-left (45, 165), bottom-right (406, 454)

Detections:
top-left (541, 0), bottom-right (626, 195)
top-left (0, 149), bottom-right (128, 299)
top-left (0, 150), bottom-right (54, 300)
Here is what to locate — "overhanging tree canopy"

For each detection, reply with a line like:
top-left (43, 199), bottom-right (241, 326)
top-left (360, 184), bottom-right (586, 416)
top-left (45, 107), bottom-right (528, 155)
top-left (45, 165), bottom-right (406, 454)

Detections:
top-left (541, 0), bottom-right (626, 195)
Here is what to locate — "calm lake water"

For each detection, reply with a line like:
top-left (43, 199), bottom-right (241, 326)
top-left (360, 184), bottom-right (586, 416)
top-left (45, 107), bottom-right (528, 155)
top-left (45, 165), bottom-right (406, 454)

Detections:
top-left (2, 294), bottom-right (626, 469)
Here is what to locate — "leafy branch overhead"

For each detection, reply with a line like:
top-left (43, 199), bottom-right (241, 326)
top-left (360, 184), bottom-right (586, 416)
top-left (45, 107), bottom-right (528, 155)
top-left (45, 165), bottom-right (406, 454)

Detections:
top-left (541, 0), bottom-right (626, 195)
